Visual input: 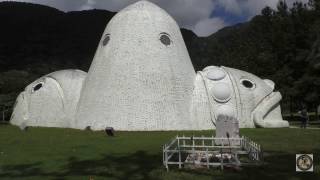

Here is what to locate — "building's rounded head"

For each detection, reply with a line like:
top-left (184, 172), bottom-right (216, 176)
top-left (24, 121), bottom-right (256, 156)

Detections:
top-left (76, 1), bottom-right (196, 130)
top-left (97, 0), bottom-right (186, 58)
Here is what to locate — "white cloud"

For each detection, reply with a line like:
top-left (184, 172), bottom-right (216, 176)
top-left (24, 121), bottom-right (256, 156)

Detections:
top-left (216, 0), bottom-right (243, 15)
top-left (152, 0), bottom-right (215, 29)
top-left (79, 0), bottom-right (96, 11)
top-left (194, 17), bottom-right (227, 37)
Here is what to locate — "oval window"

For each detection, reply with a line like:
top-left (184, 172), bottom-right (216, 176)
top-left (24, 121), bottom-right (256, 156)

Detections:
top-left (33, 83), bottom-right (43, 92)
top-left (240, 79), bottom-right (255, 89)
top-left (159, 33), bottom-right (171, 46)
top-left (102, 34), bottom-right (110, 46)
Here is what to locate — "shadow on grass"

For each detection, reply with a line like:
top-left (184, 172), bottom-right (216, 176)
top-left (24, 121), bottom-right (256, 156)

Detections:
top-left (0, 121), bottom-right (9, 125)
top-left (63, 151), bottom-right (162, 179)
top-left (175, 150), bottom-right (319, 180)
top-left (0, 151), bottom-right (163, 180)
top-left (0, 162), bottom-right (43, 177)
top-left (0, 150), bottom-right (319, 180)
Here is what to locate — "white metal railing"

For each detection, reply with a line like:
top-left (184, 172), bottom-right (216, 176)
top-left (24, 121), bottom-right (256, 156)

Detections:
top-left (163, 135), bottom-right (263, 171)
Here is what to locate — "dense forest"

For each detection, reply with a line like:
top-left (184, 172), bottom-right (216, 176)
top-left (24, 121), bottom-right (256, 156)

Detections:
top-left (0, 0), bottom-right (319, 120)
top-left (190, 0), bottom-right (320, 115)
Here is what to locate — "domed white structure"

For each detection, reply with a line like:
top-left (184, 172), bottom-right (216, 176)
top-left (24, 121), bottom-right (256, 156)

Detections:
top-left (10, 70), bottom-right (86, 128)
top-left (75, 1), bottom-right (196, 130)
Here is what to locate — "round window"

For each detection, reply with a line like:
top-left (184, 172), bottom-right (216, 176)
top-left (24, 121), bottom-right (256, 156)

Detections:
top-left (240, 79), bottom-right (255, 89)
top-left (102, 34), bottom-right (110, 46)
top-left (33, 83), bottom-right (43, 92)
top-left (159, 33), bottom-right (171, 46)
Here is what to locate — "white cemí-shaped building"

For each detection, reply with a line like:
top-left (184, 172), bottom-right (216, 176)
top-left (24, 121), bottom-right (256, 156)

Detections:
top-left (10, 70), bottom-right (87, 128)
top-left (10, 1), bottom-right (289, 131)
top-left (75, 1), bottom-right (196, 130)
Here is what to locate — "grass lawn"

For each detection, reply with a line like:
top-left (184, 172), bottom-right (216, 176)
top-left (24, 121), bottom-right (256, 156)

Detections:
top-left (0, 125), bottom-right (319, 180)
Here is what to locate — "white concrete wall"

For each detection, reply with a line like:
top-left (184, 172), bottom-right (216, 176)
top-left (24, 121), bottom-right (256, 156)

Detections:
top-left (190, 73), bottom-right (212, 129)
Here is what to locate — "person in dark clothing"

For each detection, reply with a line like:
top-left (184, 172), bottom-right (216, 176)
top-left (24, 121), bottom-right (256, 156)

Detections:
top-left (299, 107), bottom-right (309, 128)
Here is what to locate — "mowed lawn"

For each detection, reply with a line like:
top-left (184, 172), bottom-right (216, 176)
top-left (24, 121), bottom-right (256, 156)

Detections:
top-left (0, 125), bottom-right (319, 180)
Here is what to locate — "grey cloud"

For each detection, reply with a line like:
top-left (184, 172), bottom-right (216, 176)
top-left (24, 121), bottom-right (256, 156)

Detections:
top-left (79, 0), bottom-right (216, 32)
top-left (216, 0), bottom-right (309, 17)
top-left (194, 17), bottom-right (227, 36)
top-left (4, 0), bottom-right (218, 36)
top-left (1, 0), bottom-right (310, 37)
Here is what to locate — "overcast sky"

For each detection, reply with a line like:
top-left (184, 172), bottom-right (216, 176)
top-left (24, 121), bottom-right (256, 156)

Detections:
top-left (2, 0), bottom-right (308, 37)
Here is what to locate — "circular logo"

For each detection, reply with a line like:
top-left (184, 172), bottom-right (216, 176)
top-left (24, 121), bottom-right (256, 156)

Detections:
top-left (296, 154), bottom-right (313, 171)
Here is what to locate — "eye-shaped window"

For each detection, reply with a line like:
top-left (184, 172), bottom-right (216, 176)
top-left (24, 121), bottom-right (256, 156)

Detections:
top-left (240, 79), bottom-right (256, 89)
top-left (102, 34), bottom-right (110, 46)
top-left (159, 32), bottom-right (171, 46)
top-left (32, 83), bottom-right (43, 92)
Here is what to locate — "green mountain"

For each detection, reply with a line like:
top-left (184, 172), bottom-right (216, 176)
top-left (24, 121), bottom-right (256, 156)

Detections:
top-left (0, 1), bottom-right (319, 119)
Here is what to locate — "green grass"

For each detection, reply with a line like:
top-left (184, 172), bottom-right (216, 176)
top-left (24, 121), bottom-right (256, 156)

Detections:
top-left (0, 125), bottom-right (319, 180)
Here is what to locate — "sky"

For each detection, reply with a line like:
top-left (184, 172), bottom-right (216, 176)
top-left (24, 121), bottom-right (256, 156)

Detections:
top-left (2, 0), bottom-right (309, 37)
